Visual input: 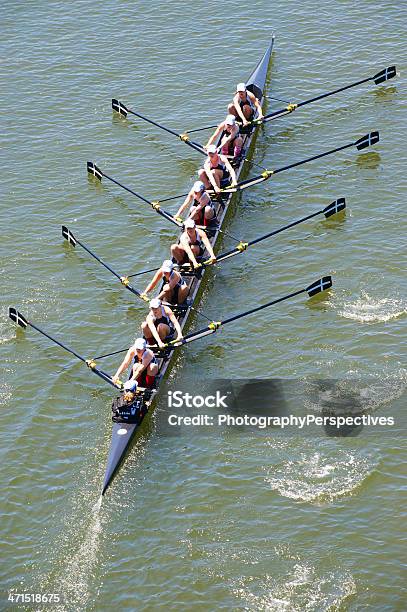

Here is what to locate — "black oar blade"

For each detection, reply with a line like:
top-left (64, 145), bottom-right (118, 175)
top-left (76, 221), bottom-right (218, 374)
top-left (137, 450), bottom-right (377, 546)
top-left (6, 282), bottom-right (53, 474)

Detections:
top-left (87, 161), bottom-right (103, 181)
top-left (324, 197), bottom-right (346, 218)
top-left (355, 131), bottom-right (379, 151)
top-left (306, 276), bottom-right (332, 297)
top-left (9, 307), bottom-right (28, 329)
top-left (373, 65), bottom-right (396, 85)
top-left (62, 225), bottom-right (77, 247)
top-left (112, 98), bottom-right (128, 117)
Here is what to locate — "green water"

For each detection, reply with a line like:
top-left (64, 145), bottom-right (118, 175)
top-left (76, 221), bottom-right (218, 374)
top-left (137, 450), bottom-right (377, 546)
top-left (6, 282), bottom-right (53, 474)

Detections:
top-left (1, 1), bottom-right (406, 610)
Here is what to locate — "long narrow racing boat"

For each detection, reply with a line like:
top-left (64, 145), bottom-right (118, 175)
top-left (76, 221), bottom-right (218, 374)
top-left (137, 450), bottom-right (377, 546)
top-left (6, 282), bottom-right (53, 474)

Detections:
top-left (101, 37), bottom-right (275, 495)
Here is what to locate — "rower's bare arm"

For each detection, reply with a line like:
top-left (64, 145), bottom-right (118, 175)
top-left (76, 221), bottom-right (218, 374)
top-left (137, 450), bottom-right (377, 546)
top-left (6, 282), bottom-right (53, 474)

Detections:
top-left (113, 348), bottom-right (133, 383)
top-left (168, 273), bottom-right (179, 290)
top-left (223, 125), bottom-right (239, 149)
top-left (233, 94), bottom-right (246, 123)
top-left (255, 101), bottom-right (263, 118)
top-left (251, 92), bottom-right (263, 118)
top-left (180, 236), bottom-right (198, 267)
top-left (221, 132), bottom-right (233, 149)
top-left (204, 160), bottom-right (220, 192)
top-left (223, 157), bottom-right (237, 184)
top-left (169, 310), bottom-right (183, 339)
top-left (206, 125), bottom-right (222, 148)
top-left (144, 269), bottom-right (162, 294)
top-left (131, 362), bottom-right (145, 380)
top-left (201, 230), bottom-right (216, 261)
top-left (148, 316), bottom-right (163, 347)
top-left (175, 191), bottom-right (193, 219)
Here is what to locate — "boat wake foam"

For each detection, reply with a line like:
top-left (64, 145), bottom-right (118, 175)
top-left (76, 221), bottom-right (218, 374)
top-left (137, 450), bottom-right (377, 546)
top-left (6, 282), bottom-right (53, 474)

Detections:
top-left (232, 562), bottom-right (356, 611)
top-left (265, 440), bottom-right (377, 503)
top-left (340, 291), bottom-right (406, 323)
top-left (53, 513), bottom-right (102, 611)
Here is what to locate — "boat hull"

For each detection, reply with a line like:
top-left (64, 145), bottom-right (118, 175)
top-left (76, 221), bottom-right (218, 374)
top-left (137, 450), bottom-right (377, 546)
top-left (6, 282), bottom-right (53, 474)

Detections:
top-left (101, 36), bottom-right (275, 495)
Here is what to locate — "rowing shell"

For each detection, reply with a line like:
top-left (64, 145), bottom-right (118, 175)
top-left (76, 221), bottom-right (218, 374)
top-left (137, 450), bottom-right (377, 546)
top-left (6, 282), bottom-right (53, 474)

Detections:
top-left (102, 36), bottom-right (275, 495)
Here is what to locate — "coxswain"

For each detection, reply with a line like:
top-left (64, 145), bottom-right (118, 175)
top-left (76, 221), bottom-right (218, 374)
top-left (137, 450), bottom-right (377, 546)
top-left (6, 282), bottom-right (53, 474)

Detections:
top-left (112, 337), bottom-right (158, 389)
top-left (228, 82), bottom-right (263, 126)
top-left (171, 219), bottom-right (216, 269)
top-left (198, 144), bottom-right (237, 194)
top-left (142, 298), bottom-right (183, 348)
top-left (142, 259), bottom-right (189, 305)
top-left (206, 114), bottom-right (243, 161)
top-left (175, 181), bottom-right (217, 228)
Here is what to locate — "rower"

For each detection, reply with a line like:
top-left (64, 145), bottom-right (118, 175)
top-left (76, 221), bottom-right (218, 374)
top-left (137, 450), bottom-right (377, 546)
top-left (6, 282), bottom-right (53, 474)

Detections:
top-left (198, 144), bottom-right (237, 194)
top-left (171, 219), bottom-right (216, 269)
top-left (112, 337), bottom-right (158, 389)
top-left (175, 181), bottom-right (217, 228)
top-left (206, 114), bottom-right (243, 162)
top-left (142, 259), bottom-right (189, 305)
top-left (228, 82), bottom-right (263, 126)
top-left (142, 298), bottom-right (183, 348)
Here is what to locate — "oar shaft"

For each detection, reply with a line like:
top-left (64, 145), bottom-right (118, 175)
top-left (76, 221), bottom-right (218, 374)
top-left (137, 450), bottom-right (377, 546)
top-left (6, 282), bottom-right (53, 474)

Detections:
top-left (127, 108), bottom-right (180, 139)
top-left (296, 76), bottom-right (372, 108)
top-left (214, 199), bottom-right (345, 265)
top-left (69, 232), bottom-right (145, 299)
top-left (27, 322), bottom-right (117, 388)
top-left (101, 170), bottom-right (181, 227)
top-left (102, 170), bottom-right (151, 205)
top-left (221, 288), bottom-right (306, 325)
top-left (272, 141), bottom-right (354, 175)
top-left (248, 208), bottom-right (323, 247)
top-left (263, 75), bottom-right (374, 123)
top-left (229, 143), bottom-right (344, 192)
top-left (94, 348), bottom-right (128, 360)
top-left (127, 108), bottom-right (206, 155)
top-left (180, 287), bottom-right (308, 345)
top-left (75, 237), bottom-right (121, 281)
top-left (29, 320), bottom-right (85, 363)
top-left (215, 207), bottom-right (325, 263)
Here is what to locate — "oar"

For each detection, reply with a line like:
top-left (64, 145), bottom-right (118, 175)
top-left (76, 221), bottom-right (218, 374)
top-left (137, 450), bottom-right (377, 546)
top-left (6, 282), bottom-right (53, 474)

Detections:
top-left (165, 66), bottom-right (396, 135)
top-left (8, 307), bottom-right (121, 389)
top-left (87, 162), bottom-right (239, 242)
top-left (206, 198), bottom-right (346, 265)
top-left (164, 276), bottom-right (332, 348)
top-left (87, 162), bottom-right (183, 228)
top-left (260, 66), bottom-right (397, 124)
top-left (111, 99), bottom-right (206, 155)
top-left (126, 198), bottom-right (345, 278)
top-left (113, 102), bottom-right (267, 170)
top-left (220, 132), bottom-right (379, 193)
top-left (62, 226), bottom-right (149, 303)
